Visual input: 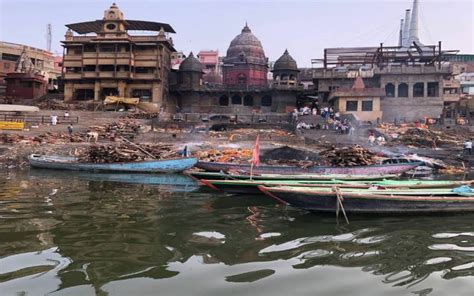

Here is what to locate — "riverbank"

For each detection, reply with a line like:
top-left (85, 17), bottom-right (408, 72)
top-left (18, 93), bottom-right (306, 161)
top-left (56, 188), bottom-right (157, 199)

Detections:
top-left (1, 111), bottom-right (473, 171)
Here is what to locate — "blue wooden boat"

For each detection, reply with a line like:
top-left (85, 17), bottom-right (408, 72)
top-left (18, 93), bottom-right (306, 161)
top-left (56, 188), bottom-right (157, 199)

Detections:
top-left (195, 161), bottom-right (422, 176)
top-left (28, 154), bottom-right (197, 173)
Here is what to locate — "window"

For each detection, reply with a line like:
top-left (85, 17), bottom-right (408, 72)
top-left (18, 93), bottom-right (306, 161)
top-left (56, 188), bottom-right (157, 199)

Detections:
top-left (75, 89), bottom-right (94, 100)
top-left (132, 89), bottom-right (152, 102)
top-left (135, 67), bottom-right (154, 73)
top-left (385, 83), bottom-right (395, 97)
top-left (398, 83), bottom-right (408, 97)
top-left (427, 82), bottom-right (439, 97)
top-left (237, 74), bottom-right (246, 85)
top-left (219, 95), bottom-right (229, 106)
top-left (362, 100), bottom-right (373, 111)
top-left (413, 82), bottom-right (424, 97)
top-left (99, 65), bottom-right (115, 72)
top-left (106, 23), bottom-right (117, 30)
top-left (100, 45), bottom-right (115, 52)
top-left (243, 95), bottom-right (253, 106)
top-left (231, 94), bottom-right (242, 105)
top-left (1, 53), bottom-right (19, 61)
top-left (346, 100), bottom-right (358, 111)
top-left (84, 45), bottom-right (96, 52)
top-left (83, 65), bottom-right (96, 72)
top-left (261, 95), bottom-right (272, 107)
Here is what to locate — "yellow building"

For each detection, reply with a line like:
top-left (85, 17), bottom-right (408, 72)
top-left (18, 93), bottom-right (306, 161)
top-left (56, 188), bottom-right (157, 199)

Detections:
top-left (329, 76), bottom-right (384, 121)
top-left (62, 3), bottom-right (175, 106)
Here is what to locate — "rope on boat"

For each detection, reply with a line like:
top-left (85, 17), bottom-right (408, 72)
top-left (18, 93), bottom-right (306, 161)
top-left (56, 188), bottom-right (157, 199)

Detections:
top-left (333, 186), bottom-right (349, 224)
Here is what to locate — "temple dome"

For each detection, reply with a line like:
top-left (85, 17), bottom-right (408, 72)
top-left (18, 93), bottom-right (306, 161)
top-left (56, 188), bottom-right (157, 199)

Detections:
top-left (224, 24), bottom-right (267, 65)
top-left (179, 52), bottom-right (203, 72)
top-left (273, 49), bottom-right (298, 71)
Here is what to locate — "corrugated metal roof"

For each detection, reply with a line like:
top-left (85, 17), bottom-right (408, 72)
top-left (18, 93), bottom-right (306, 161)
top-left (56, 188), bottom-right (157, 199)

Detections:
top-left (66, 20), bottom-right (175, 34)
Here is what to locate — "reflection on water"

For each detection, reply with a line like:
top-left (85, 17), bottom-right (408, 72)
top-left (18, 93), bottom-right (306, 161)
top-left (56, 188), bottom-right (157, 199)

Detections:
top-left (0, 170), bottom-right (473, 296)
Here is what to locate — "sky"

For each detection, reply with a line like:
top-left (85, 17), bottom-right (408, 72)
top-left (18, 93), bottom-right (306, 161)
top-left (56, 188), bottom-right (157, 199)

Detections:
top-left (1, 0), bottom-right (473, 67)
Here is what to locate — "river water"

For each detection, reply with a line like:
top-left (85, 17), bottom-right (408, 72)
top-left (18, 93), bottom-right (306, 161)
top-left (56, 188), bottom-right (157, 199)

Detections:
top-left (0, 170), bottom-right (473, 296)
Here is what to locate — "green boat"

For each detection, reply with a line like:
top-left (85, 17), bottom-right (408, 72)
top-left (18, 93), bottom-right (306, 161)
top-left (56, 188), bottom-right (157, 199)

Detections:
top-left (200, 179), bottom-right (474, 195)
top-left (188, 171), bottom-right (400, 182)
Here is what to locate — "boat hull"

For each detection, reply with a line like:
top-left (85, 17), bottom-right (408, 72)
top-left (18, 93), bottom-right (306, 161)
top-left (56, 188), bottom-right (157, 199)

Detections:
top-left (259, 187), bottom-right (474, 214)
top-left (28, 154), bottom-right (198, 173)
top-left (189, 171), bottom-right (399, 181)
top-left (200, 179), bottom-right (474, 195)
top-left (195, 161), bottom-right (422, 176)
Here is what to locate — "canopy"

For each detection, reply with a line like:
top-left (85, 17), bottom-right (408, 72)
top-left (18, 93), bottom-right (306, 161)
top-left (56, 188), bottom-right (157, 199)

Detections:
top-left (104, 96), bottom-right (139, 106)
top-left (0, 104), bottom-right (39, 112)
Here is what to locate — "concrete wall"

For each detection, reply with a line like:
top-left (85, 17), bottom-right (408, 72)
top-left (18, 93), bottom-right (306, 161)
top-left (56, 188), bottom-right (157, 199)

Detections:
top-left (335, 96), bottom-right (382, 121)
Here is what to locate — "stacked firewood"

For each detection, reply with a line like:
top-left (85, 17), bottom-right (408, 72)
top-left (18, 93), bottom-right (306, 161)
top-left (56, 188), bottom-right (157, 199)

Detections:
top-left (77, 143), bottom-right (178, 163)
top-left (88, 119), bottom-right (142, 140)
top-left (398, 128), bottom-right (463, 147)
top-left (125, 112), bottom-right (159, 119)
top-left (320, 145), bottom-right (377, 167)
top-left (265, 159), bottom-right (317, 168)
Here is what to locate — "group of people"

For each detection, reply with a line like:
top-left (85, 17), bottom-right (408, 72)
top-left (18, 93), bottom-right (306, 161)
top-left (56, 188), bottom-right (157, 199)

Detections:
top-left (368, 133), bottom-right (386, 146)
top-left (49, 112), bottom-right (74, 136)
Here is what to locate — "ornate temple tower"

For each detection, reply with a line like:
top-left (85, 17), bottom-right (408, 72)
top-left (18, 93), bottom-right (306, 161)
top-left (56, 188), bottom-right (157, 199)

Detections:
top-left (222, 24), bottom-right (268, 88)
top-left (177, 52), bottom-right (204, 90)
top-left (272, 49), bottom-right (299, 87)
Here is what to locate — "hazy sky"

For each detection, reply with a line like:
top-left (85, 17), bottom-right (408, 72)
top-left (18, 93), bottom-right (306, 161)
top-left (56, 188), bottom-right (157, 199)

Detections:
top-left (1, 0), bottom-right (473, 66)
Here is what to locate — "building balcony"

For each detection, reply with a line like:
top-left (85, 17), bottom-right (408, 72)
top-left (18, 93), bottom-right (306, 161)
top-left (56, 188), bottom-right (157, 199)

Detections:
top-left (443, 94), bottom-right (460, 102)
top-left (97, 72), bottom-right (115, 78)
top-left (116, 72), bottom-right (131, 79)
top-left (63, 55), bottom-right (82, 61)
top-left (63, 61), bottom-right (82, 68)
top-left (82, 72), bottom-right (97, 78)
top-left (64, 73), bottom-right (82, 80)
top-left (134, 73), bottom-right (158, 80)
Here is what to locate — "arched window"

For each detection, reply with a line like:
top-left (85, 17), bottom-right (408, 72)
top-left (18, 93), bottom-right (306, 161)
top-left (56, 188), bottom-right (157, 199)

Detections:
top-left (238, 74), bottom-right (247, 85)
top-left (281, 74), bottom-right (288, 81)
top-left (274, 75), bottom-right (280, 81)
top-left (398, 83), bottom-right (408, 97)
top-left (385, 83), bottom-right (395, 97)
top-left (243, 95), bottom-right (253, 106)
top-left (413, 82), bottom-right (424, 97)
top-left (219, 95), bottom-right (229, 106)
top-left (261, 95), bottom-right (272, 107)
top-left (289, 74), bottom-right (296, 80)
top-left (231, 94), bottom-right (242, 105)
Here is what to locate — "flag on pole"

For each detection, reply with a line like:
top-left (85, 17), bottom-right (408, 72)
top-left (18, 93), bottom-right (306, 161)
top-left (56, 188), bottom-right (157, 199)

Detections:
top-left (252, 135), bottom-right (260, 167)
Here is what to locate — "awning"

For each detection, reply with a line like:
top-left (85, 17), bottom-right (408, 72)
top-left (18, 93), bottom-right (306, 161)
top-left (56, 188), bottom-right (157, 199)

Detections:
top-left (104, 96), bottom-right (139, 105)
top-left (0, 104), bottom-right (40, 112)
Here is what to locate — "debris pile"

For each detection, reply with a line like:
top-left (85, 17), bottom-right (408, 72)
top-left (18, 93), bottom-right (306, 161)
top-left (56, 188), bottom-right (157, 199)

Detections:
top-left (196, 148), bottom-right (253, 163)
top-left (1, 133), bottom-right (85, 144)
top-left (77, 143), bottom-right (177, 163)
top-left (320, 145), bottom-right (378, 167)
top-left (36, 99), bottom-right (69, 110)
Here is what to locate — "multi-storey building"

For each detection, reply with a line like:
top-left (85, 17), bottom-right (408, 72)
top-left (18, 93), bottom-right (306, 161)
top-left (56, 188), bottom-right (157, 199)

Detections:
top-left (0, 41), bottom-right (61, 98)
top-left (61, 3), bottom-right (176, 106)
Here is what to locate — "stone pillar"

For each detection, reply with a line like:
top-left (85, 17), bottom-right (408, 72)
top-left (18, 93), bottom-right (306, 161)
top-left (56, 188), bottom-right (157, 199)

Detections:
top-left (64, 82), bottom-right (74, 102)
top-left (408, 82), bottom-right (413, 99)
top-left (152, 81), bottom-right (162, 104)
top-left (394, 83), bottom-right (398, 97)
top-left (423, 81), bottom-right (428, 97)
top-left (118, 81), bottom-right (126, 97)
top-left (94, 81), bottom-right (101, 101)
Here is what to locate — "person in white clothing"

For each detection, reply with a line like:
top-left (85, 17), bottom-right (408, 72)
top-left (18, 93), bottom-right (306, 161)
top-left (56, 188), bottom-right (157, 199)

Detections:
top-left (464, 139), bottom-right (472, 155)
top-left (51, 115), bottom-right (58, 126)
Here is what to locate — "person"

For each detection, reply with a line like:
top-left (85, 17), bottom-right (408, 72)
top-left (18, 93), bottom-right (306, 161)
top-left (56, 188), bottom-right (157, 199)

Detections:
top-left (377, 135), bottom-right (386, 146)
top-left (64, 111), bottom-right (70, 118)
top-left (67, 124), bottom-right (73, 135)
top-left (464, 139), bottom-right (473, 155)
top-left (51, 115), bottom-right (58, 126)
top-left (368, 133), bottom-right (376, 145)
top-left (335, 112), bottom-right (340, 121)
top-left (349, 125), bottom-right (355, 136)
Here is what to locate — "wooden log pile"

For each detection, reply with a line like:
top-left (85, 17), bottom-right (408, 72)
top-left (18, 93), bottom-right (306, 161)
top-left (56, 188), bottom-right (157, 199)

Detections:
top-left (319, 145), bottom-right (377, 167)
top-left (0, 133), bottom-right (85, 144)
top-left (88, 119), bottom-right (142, 140)
top-left (77, 143), bottom-right (178, 163)
top-left (395, 128), bottom-right (465, 148)
top-left (125, 112), bottom-right (159, 119)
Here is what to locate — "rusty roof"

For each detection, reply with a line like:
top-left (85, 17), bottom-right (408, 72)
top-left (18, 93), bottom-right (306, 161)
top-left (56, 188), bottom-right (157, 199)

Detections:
top-left (66, 20), bottom-right (175, 34)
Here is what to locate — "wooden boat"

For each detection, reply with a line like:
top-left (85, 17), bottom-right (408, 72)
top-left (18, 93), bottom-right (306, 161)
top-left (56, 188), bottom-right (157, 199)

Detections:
top-left (188, 171), bottom-right (400, 181)
top-left (195, 161), bottom-right (422, 176)
top-left (259, 186), bottom-right (474, 214)
top-left (200, 179), bottom-right (474, 195)
top-left (28, 154), bottom-right (198, 173)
